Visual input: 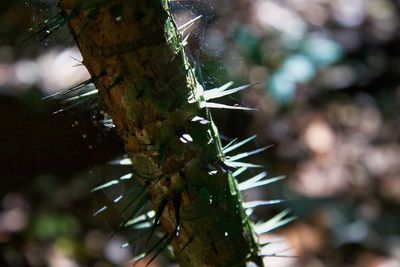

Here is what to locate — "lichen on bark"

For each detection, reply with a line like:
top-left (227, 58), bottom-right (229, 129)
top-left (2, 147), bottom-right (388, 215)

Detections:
top-left (58, 0), bottom-right (264, 266)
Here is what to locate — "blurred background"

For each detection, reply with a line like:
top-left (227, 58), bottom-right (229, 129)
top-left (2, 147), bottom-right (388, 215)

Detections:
top-left (1, 0), bottom-right (400, 266)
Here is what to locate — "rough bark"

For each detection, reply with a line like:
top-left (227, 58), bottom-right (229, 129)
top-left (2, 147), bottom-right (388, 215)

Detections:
top-left (58, 0), bottom-right (264, 266)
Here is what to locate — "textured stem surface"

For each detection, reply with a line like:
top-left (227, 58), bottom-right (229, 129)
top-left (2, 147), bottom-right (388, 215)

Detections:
top-left (59, 0), bottom-right (264, 266)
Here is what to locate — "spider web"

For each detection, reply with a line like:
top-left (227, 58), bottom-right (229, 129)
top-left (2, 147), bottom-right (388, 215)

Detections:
top-left (26, 0), bottom-right (72, 47)
top-left (169, 0), bottom-right (227, 89)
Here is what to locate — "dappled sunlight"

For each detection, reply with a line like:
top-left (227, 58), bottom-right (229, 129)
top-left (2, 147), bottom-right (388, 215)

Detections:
top-left (0, 46), bottom-right (89, 94)
top-left (1, 0), bottom-right (400, 266)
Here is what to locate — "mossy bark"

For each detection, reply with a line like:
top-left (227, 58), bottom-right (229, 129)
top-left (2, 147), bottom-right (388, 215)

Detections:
top-left (58, 0), bottom-right (264, 266)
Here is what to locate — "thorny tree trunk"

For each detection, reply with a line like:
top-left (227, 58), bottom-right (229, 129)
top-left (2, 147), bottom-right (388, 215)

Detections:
top-left (59, 0), bottom-right (264, 266)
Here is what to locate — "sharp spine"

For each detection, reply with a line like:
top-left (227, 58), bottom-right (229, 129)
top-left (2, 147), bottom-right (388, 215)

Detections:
top-left (178, 15), bottom-right (203, 33)
top-left (239, 175), bottom-right (286, 191)
top-left (226, 145), bottom-right (272, 162)
top-left (42, 77), bottom-right (96, 100)
top-left (201, 102), bottom-right (258, 111)
top-left (243, 199), bottom-right (286, 209)
top-left (204, 82), bottom-right (258, 101)
top-left (223, 135), bottom-right (257, 154)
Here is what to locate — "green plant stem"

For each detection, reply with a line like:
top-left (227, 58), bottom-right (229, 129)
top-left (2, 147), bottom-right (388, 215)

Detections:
top-left (58, 0), bottom-right (264, 266)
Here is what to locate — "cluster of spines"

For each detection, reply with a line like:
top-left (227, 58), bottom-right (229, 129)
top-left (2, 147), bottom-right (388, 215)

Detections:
top-left (89, 133), bottom-right (295, 265)
top-left (36, 1), bottom-right (296, 265)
